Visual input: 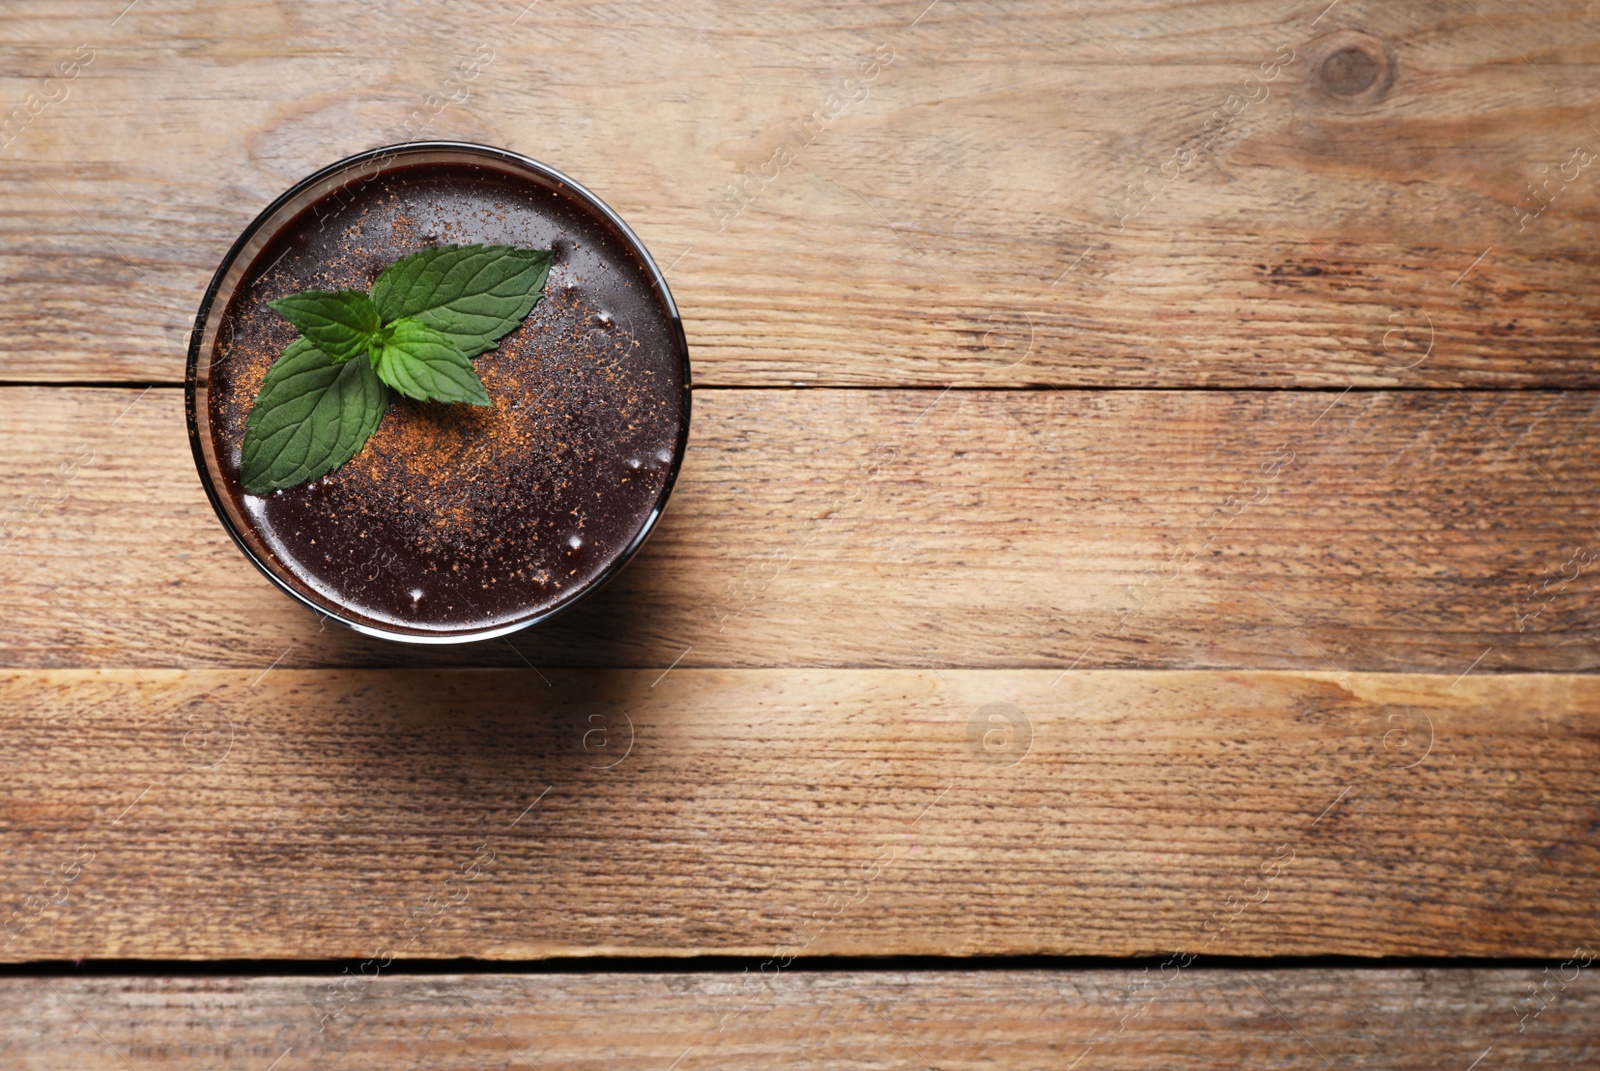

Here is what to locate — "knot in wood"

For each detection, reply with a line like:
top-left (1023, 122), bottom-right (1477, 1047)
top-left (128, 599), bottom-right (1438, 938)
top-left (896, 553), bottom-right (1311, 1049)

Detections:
top-left (1310, 29), bottom-right (1394, 103)
top-left (1322, 47), bottom-right (1377, 95)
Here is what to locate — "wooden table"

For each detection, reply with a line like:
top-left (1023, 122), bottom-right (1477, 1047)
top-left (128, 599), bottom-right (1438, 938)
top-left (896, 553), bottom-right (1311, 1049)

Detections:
top-left (4, 0), bottom-right (1599, 1065)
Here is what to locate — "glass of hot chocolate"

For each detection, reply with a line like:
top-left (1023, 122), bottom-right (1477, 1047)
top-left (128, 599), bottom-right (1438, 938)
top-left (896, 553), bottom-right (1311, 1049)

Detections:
top-left (186, 143), bottom-right (691, 643)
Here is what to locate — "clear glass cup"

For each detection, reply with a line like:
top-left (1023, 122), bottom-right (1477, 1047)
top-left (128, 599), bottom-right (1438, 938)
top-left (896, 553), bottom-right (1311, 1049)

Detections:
top-left (186, 143), bottom-right (691, 644)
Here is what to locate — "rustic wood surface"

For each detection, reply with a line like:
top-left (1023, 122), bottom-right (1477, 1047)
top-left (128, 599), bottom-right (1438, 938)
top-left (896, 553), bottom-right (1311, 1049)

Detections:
top-left (2, 0), bottom-right (1600, 386)
top-left (4, 386), bottom-right (1600, 672)
top-left (8, 969), bottom-right (1599, 1070)
top-left (2, 668), bottom-right (1595, 960)
top-left (5, 0), bottom-right (1600, 1058)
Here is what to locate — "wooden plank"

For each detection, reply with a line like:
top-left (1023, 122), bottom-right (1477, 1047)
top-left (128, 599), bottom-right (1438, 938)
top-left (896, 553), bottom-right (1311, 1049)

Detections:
top-left (2, 668), bottom-right (1596, 960)
top-left (4, 386), bottom-right (1600, 671)
top-left (6, 968), bottom-right (1598, 1069)
top-left (3, 1), bottom-right (1600, 386)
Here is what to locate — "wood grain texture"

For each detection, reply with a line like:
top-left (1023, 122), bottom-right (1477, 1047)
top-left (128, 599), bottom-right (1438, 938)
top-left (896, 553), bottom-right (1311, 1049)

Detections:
top-left (7, 968), bottom-right (1600, 1070)
top-left (4, 387), bottom-right (1600, 671)
top-left (2, 668), bottom-right (1596, 960)
top-left (3, 0), bottom-right (1600, 385)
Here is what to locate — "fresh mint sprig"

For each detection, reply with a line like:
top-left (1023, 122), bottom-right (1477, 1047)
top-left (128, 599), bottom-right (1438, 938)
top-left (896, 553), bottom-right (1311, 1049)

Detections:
top-left (239, 243), bottom-right (552, 495)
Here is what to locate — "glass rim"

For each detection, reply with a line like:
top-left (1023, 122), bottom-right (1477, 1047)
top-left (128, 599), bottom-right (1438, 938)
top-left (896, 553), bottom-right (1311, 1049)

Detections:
top-left (184, 141), bottom-right (692, 645)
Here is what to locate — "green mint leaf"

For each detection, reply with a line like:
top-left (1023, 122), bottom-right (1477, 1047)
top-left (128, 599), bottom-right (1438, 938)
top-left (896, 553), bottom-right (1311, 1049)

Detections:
top-left (267, 289), bottom-right (382, 363)
top-left (372, 318), bottom-right (492, 406)
top-left (239, 338), bottom-right (391, 495)
top-left (369, 244), bottom-right (552, 357)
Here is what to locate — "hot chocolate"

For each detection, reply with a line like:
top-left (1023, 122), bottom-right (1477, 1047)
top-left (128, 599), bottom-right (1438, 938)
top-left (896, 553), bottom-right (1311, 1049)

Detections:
top-left (189, 147), bottom-right (690, 640)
